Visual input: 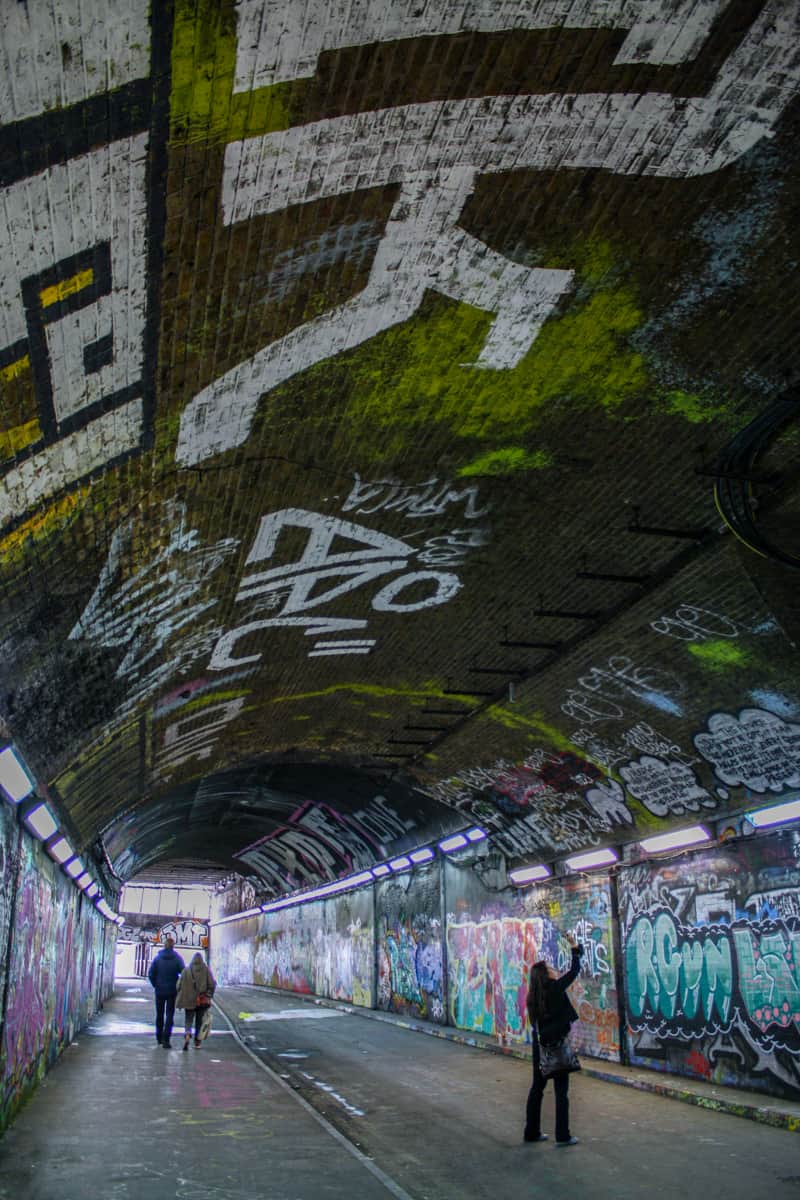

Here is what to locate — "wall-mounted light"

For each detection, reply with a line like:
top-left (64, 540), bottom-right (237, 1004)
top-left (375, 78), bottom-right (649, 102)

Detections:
top-left (64, 857), bottom-right (85, 879)
top-left (746, 797), bottom-right (800, 829)
top-left (0, 745), bottom-right (35, 804)
top-left (508, 863), bottom-right (551, 885)
top-left (22, 801), bottom-right (58, 841)
top-left (565, 847), bottom-right (618, 871)
top-left (438, 833), bottom-right (469, 853)
top-left (640, 825), bottom-right (711, 854)
top-left (371, 863), bottom-right (391, 878)
top-left (45, 834), bottom-right (75, 864)
top-left (389, 855), bottom-right (412, 872)
top-left (465, 827), bottom-right (487, 842)
top-left (409, 847), bottom-right (435, 864)
top-left (75, 872), bottom-right (93, 889)
top-left (85, 882), bottom-right (100, 899)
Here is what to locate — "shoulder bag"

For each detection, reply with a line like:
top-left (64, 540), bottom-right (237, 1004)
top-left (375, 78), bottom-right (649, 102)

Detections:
top-left (539, 1035), bottom-right (581, 1078)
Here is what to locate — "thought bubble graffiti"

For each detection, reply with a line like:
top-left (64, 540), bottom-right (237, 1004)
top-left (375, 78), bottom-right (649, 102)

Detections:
top-left (693, 708), bottom-right (800, 793)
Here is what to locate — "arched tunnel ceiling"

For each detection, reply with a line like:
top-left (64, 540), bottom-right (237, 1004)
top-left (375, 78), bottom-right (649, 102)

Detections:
top-left (0, 1), bottom-right (799, 900)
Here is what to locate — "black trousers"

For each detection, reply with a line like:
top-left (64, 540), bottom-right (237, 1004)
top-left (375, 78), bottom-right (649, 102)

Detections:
top-left (525, 1042), bottom-right (571, 1143)
top-left (154, 993), bottom-right (176, 1043)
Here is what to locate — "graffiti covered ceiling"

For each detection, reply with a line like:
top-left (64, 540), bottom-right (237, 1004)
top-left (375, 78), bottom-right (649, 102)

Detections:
top-left (0, 0), bottom-right (799, 899)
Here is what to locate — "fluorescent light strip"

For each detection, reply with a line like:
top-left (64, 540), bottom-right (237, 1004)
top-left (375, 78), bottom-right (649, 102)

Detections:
top-left (371, 864), bottom-right (391, 877)
top-left (509, 864), bottom-right (551, 885)
top-left (23, 802), bottom-right (58, 840)
top-left (640, 825), bottom-right (710, 854)
top-left (0, 746), bottom-right (35, 803)
top-left (465, 827), bottom-right (487, 842)
top-left (85, 883), bottom-right (100, 899)
top-left (210, 906), bottom-right (264, 926)
top-left (410, 848), bottom-right (435, 864)
top-left (746, 798), bottom-right (800, 828)
top-left (439, 833), bottom-right (468, 853)
top-left (389, 855), bottom-right (411, 872)
top-left (566, 847), bottom-right (618, 871)
top-left (65, 858), bottom-right (85, 878)
top-left (46, 835), bottom-right (74, 863)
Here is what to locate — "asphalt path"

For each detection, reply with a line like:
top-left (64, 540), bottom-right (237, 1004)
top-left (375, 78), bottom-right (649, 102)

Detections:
top-left (216, 985), bottom-right (800, 1200)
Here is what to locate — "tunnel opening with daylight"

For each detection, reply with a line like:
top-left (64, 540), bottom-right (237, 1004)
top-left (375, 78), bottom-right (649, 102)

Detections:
top-left (0, 0), bottom-right (800, 1137)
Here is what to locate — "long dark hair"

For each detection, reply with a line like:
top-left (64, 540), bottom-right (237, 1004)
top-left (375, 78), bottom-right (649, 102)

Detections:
top-left (527, 961), bottom-right (550, 1024)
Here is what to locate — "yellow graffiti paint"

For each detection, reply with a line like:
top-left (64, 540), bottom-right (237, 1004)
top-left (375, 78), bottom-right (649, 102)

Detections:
top-left (171, 0), bottom-right (291, 145)
top-left (39, 267), bottom-right (94, 309)
top-left (0, 487), bottom-right (86, 566)
top-left (0, 354), bottom-right (30, 382)
top-left (687, 640), bottom-right (748, 670)
top-left (0, 417), bottom-right (40, 459)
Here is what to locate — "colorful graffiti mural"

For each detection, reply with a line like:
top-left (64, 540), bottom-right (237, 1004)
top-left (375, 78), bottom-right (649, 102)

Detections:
top-left (377, 865), bottom-right (444, 1023)
top-left (618, 834), bottom-right (800, 1097)
top-left (0, 829), bottom-right (111, 1132)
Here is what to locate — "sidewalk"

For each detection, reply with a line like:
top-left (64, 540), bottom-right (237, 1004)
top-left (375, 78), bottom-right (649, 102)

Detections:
top-left (215, 986), bottom-right (800, 1134)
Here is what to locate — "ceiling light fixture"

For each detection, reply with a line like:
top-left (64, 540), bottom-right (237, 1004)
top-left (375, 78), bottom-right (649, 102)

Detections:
top-left (371, 863), bottom-right (391, 878)
top-left (65, 858), bottom-right (85, 879)
top-left (438, 833), bottom-right (468, 853)
top-left (465, 827), bottom-right (487, 842)
top-left (46, 835), bottom-right (75, 863)
top-left (508, 864), bottom-right (551, 885)
top-left (85, 883), bottom-right (100, 899)
top-left (640, 826), bottom-right (711, 854)
top-left (565, 847), bottom-right (618, 871)
top-left (409, 848), bottom-right (435, 864)
top-left (388, 855), bottom-right (412, 872)
top-left (22, 801), bottom-right (58, 841)
top-left (0, 745), bottom-right (35, 804)
top-left (745, 797), bottom-right (800, 828)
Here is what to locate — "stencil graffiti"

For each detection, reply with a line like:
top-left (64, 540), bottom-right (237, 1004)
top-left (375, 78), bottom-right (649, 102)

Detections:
top-left (694, 709), bottom-right (800, 793)
top-left (209, 508), bottom-right (468, 667)
top-left (177, 2), bottom-right (799, 465)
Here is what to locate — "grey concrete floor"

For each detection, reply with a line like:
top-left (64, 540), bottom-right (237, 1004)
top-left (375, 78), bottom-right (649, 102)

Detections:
top-left (0, 979), bottom-right (798, 1200)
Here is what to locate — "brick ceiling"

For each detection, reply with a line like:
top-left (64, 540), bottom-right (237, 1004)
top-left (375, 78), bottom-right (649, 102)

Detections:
top-left (0, 1), bottom-right (799, 901)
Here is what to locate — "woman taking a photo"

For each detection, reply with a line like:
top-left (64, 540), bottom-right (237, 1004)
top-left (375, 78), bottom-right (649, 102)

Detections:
top-left (524, 932), bottom-right (583, 1147)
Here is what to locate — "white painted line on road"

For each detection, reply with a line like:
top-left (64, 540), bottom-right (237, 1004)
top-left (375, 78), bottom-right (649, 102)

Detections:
top-left (214, 1002), bottom-right (417, 1200)
top-left (237, 1008), bottom-right (349, 1021)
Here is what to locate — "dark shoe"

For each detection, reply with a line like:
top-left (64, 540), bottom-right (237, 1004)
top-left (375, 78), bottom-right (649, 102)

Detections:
top-left (555, 1137), bottom-right (579, 1147)
top-left (524, 1133), bottom-right (548, 1143)
top-left (194, 1039), bottom-right (202, 1047)
top-left (162, 1040), bottom-right (172, 1048)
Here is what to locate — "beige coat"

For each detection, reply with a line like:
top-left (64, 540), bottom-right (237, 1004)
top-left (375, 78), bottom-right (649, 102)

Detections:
top-left (175, 956), bottom-right (216, 1010)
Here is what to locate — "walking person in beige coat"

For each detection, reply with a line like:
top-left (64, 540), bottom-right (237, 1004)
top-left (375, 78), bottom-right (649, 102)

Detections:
top-left (175, 952), bottom-right (217, 1050)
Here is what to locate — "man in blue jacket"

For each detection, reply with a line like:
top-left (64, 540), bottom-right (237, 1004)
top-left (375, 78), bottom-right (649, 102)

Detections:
top-left (147, 936), bottom-right (185, 1048)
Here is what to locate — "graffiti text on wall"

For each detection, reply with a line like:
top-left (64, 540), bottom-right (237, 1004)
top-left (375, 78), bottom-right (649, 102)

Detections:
top-left (177, 2), bottom-right (799, 464)
top-left (625, 910), bottom-right (800, 1054)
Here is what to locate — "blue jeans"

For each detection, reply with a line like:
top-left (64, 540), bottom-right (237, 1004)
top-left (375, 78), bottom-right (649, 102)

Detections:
top-left (154, 993), bottom-right (176, 1043)
top-left (525, 1041), bottom-right (571, 1142)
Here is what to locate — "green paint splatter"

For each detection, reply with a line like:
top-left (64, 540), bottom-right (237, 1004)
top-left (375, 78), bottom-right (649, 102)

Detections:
top-left (688, 640), bottom-right (749, 670)
top-left (171, 687), bottom-right (251, 716)
top-left (171, 0), bottom-right (291, 144)
top-left (292, 714), bottom-right (311, 721)
top-left (458, 446), bottom-right (553, 476)
top-left (269, 682), bottom-right (471, 705)
top-left (661, 390), bottom-right (727, 424)
top-left (310, 278), bottom-right (646, 455)
top-left (369, 711), bottom-right (394, 719)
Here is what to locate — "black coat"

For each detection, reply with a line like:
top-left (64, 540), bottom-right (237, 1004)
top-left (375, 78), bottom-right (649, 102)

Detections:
top-left (532, 945), bottom-right (583, 1046)
top-left (148, 947), bottom-right (185, 995)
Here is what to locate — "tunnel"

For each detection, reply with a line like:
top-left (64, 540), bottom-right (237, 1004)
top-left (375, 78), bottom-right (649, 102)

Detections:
top-left (0, 0), bottom-right (799, 1180)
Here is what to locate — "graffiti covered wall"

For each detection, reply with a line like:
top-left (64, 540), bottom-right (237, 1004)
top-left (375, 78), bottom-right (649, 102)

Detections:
top-left (619, 831), bottom-right (800, 1098)
top-left (377, 862), bottom-right (444, 1022)
top-left (0, 820), bottom-right (113, 1133)
top-left (444, 857), bottom-right (619, 1058)
top-left (214, 889), bottom-right (374, 1006)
